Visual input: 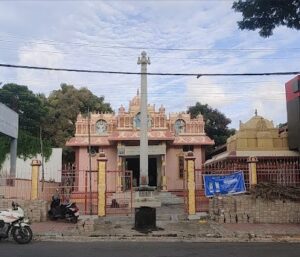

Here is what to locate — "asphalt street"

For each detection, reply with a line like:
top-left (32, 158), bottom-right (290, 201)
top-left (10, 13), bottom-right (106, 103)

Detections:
top-left (1, 241), bottom-right (300, 257)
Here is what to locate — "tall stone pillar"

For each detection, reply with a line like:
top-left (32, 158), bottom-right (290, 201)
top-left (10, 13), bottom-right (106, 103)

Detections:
top-left (185, 151), bottom-right (196, 216)
top-left (31, 160), bottom-right (41, 200)
top-left (247, 156), bottom-right (258, 188)
top-left (138, 51), bottom-right (150, 187)
top-left (97, 152), bottom-right (107, 217)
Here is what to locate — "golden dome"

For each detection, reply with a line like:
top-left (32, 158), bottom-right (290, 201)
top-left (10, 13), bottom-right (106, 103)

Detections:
top-left (240, 115), bottom-right (274, 130)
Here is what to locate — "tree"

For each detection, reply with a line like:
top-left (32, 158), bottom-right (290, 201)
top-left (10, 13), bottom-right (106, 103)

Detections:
top-left (232, 0), bottom-right (300, 37)
top-left (188, 102), bottom-right (235, 148)
top-left (0, 84), bottom-right (52, 165)
top-left (44, 84), bottom-right (112, 148)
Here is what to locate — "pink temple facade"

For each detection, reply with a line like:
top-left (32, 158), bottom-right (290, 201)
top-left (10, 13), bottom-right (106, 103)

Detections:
top-left (66, 92), bottom-right (214, 193)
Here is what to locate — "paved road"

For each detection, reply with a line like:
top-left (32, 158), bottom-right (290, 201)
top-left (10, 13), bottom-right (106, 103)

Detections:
top-left (1, 241), bottom-right (300, 257)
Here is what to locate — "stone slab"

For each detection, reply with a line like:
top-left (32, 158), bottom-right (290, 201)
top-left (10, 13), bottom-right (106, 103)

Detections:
top-left (133, 198), bottom-right (162, 208)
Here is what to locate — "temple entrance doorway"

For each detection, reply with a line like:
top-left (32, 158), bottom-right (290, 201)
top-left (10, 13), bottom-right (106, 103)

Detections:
top-left (148, 158), bottom-right (157, 187)
top-left (126, 157), bottom-right (140, 187)
top-left (125, 157), bottom-right (158, 188)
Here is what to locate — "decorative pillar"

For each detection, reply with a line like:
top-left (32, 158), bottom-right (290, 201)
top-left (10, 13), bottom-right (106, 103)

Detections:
top-left (138, 51), bottom-right (151, 187)
top-left (185, 151), bottom-right (196, 216)
top-left (31, 160), bottom-right (41, 200)
top-left (97, 152), bottom-right (107, 217)
top-left (247, 156), bottom-right (258, 188)
top-left (161, 155), bottom-right (167, 191)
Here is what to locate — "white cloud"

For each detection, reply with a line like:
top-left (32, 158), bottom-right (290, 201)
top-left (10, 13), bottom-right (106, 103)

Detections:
top-left (185, 77), bottom-right (238, 109)
top-left (0, 0), bottom-right (298, 128)
top-left (16, 43), bottom-right (66, 94)
top-left (249, 81), bottom-right (286, 125)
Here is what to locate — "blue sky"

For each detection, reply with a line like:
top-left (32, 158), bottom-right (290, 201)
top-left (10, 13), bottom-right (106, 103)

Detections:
top-left (0, 0), bottom-right (299, 128)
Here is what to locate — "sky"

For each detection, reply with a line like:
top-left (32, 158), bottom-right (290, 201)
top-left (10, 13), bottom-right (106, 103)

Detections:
top-left (0, 0), bottom-right (299, 129)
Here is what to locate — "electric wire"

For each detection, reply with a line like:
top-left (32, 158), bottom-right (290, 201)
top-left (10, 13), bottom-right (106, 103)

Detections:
top-left (0, 63), bottom-right (299, 77)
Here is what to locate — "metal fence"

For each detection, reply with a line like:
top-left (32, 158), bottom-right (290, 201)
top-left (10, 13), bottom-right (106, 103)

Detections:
top-left (106, 170), bottom-right (133, 216)
top-left (185, 157), bottom-right (300, 214)
top-left (0, 175), bottom-right (59, 201)
top-left (256, 157), bottom-right (300, 186)
top-left (202, 157), bottom-right (250, 189)
top-left (59, 168), bottom-right (99, 215)
top-left (1, 165), bottom-right (133, 216)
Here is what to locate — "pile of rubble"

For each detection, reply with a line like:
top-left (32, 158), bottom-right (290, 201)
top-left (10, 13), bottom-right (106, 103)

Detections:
top-left (250, 183), bottom-right (300, 202)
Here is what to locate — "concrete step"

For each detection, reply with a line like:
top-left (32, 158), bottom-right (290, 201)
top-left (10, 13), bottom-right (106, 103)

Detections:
top-left (95, 215), bottom-right (134, 226)
top-left (107, 191), bottom-right (184, 205)
top-left (154, 192), bottom-right (184, 205)
top-left (94, 214), bottom-right (187, 229)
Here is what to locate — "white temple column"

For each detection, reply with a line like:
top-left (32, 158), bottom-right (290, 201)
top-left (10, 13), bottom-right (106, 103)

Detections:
top-left (137, 51), bottom-right (150, 187)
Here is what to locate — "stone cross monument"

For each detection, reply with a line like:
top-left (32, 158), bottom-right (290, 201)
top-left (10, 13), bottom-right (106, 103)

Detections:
top-left (137, 51), bottom-right (150, 187)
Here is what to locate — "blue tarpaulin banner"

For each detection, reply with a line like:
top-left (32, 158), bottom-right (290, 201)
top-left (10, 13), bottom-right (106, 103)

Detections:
top-left (203, 171), bottom-right (246, 197)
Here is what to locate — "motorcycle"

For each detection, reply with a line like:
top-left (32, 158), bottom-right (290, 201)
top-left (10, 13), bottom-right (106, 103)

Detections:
top-left (0, 202), bottom-right (33, 244)
top-left (48, 195), bottom-right (79, 223)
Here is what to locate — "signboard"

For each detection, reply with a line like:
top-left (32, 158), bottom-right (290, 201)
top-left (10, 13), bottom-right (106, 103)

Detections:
top-left (0, 103), bottom-right (19, 138)
top-left (203, 171), bottom-right (246, 197)
top-left (118, 144), bottom-right (166, 156)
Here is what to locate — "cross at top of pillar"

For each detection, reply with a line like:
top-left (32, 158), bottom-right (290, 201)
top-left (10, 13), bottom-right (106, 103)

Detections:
top-left (137, 51), bottom-right (151, 65)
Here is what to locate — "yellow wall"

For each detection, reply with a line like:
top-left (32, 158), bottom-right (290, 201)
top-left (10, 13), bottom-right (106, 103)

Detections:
top-left (227, 115), bottom-right (289, 152)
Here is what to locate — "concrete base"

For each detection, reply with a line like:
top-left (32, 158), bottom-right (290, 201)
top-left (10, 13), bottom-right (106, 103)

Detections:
top-left (134, 207), bottom-right (156, 230)
top-left (132, 186), bottom-right (161, 231)
top-left (188, 212), bottom-right (209, 220)
top-left (133, 190), bottom-right (161, 208)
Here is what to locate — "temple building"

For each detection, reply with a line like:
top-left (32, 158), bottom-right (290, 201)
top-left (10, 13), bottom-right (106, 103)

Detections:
top-left (205, 112), bottom-right (300, 167)
top-left (66, 91), bottom-right (214, 192)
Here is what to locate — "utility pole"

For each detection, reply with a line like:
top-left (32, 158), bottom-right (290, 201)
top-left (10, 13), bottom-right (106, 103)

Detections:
top-left (87, 107), bottom-right (92, 215)
top-left (137, 51), bottom-right (150, 187)
top-left (40, 126), bottom-right (45, 191)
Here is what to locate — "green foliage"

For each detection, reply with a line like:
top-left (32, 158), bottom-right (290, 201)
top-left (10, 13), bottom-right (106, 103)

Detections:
top-left (0, 84), bottom-right (52, 166)
top-left (17, 130), bottom-right (52, 161)
top-left (0, 134), bottom-right (10, 168)
top-left (0, 132), bottom-right (52, 168)
top-left (44, 84), bottom-right (112, 148)
top-left (188, 102), bottom-right (235, 147)
top-left (0, 82), bottom-right (112, 165)
top-left (0, 84), bottom-right (47, 134)
top-left (232, 0), bottom-right (300, 37)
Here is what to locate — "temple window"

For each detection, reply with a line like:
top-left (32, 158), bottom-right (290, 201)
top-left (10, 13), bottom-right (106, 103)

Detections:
top-left (133, 112), bottom-right (151, 129)
top-left (174, 119), bottom-right (186, 134)
top-left (95, 119), bottom-right (107, 134)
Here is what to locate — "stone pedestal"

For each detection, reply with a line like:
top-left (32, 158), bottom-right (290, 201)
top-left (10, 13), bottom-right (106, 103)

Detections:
top-left (133, 189), bottom-right (161, 208)
top-left (133, 187), bottom-right (161, 231)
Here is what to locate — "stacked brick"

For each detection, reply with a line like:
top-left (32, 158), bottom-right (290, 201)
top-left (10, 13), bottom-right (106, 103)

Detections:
top-left (209, 195), bottom-right (300, 224)
top-left (0, 199), bottom-right (48, 222)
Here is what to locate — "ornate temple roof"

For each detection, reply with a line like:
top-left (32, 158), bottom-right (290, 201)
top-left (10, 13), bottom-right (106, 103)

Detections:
top-left (66, 91), bottom-right (214, 147)
top-left (240, 114), bottom-right (274, 131)
top-left (109, 131), bottom-right (174, 141)
top-left (66, 136), bottom-right (110, 146)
